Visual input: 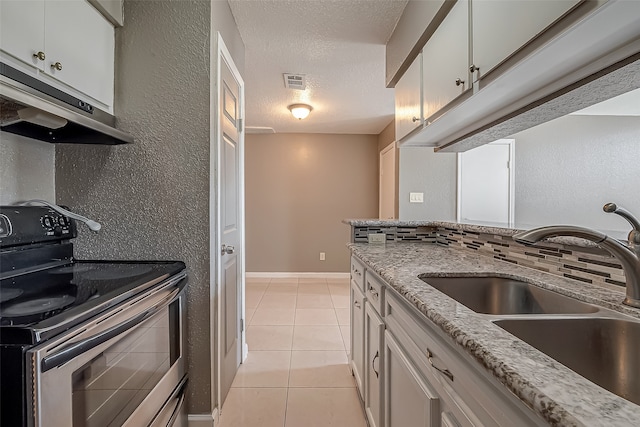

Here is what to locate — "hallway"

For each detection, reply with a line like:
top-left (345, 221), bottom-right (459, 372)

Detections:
top-left (218, 276), bottom-right (367, 427)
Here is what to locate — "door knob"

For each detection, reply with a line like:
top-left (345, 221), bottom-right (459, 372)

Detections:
top-left (51, 62), bottom-right (63, 71)
top-left (221, 244), bottom-right (235, 255)
top-left (455, 78), bottom-right (465, 87)
top-left (33, 51), bottom-right (46, 61)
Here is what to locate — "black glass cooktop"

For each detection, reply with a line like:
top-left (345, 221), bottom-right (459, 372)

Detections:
top-left (0, 260), bottom-right (186, 344)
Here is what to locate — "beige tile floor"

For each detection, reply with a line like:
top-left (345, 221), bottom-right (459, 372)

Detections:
top-left (218, 277), bottom-right (366, 427)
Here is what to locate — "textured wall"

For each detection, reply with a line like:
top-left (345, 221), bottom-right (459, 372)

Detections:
top-left (377, 120), bottom-right (395, 152)
top-left (514, 115), bottom-right (640, 235)
top-left (56, 0), bottom-right (244, 415)
top-left (245, 133), bottom-right (379, 272)
top-left (398, 147), bottom-right (457, 221)
top-left (0, 133), bottom-right (55, 204)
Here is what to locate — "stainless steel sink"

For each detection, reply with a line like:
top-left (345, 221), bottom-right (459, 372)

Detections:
top-left (494, 318), bottom-right (640, 405)
top-left (420, 276), bottom-right (598, 315)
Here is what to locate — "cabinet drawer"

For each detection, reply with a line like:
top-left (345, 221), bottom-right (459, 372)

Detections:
top-left (364, 270), bottom-right (385, 316)
top-left (350, 256), bottom-right (365, 291)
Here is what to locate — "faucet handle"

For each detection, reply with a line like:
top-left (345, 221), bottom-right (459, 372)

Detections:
top-left (604, 203), bottom-right (640, 245)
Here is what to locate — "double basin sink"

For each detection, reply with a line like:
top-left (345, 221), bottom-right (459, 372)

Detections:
top-left (419, 276), bottom-right (640, 406)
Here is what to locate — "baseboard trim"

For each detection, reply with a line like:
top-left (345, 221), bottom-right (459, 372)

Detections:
top-left (246, 272), bottom-right (349, 279)
top-left (188, 409), bottom-right (217, 427)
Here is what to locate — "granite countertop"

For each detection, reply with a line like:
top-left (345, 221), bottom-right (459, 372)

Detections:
top-left (348, 242), bottom-right (640, 426)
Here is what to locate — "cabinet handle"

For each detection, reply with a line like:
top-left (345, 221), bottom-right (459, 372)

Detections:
top-left (469, 64), bottom-right (479, 73)
top-left (354, 300), bottom-right (361, 309)
top-left (372, 350), bottom-right (380, 378)
top-left (455, 78), bottom-right (465, 87)
top-left (33, 51), bottom-right (46, 61)
top-left (353, 267), bottom-right (360, 275)
top-left (368, 285), bottom-right (379, 301)
top-left (412, 116), bottom-right (420, 123)
top-left (427, 349), bottom-right (454, 382)
top-left (51, 62), bottom-right (63, 71)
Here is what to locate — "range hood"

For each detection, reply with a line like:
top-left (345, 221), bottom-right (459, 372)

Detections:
top-left (0, 62), bottom-right (133, 144)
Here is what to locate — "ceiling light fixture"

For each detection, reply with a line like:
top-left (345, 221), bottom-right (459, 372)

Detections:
top-left (288, 103), bottom-right (313, 120)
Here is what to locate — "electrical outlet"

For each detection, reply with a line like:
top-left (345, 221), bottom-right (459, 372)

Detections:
top-left (409, 192), bottom-right (424, 203)
top-left (368, 233), bottom-right (386, 244)
top-left (320, 252), bottom-right (326, 261)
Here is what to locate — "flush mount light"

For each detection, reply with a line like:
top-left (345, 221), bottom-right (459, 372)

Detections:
top-left (288, 103), bottom-right (313, 120)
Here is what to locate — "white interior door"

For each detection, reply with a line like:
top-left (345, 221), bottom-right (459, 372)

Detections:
top-left (458, 140), bottom-right (514, 226)
top-left (215, 34), bottom-right (245, 409)
top-left (379, 142), bottom-right (397, 219)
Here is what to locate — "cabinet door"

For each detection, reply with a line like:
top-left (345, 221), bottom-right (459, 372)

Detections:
top-left (0, 0), bottom-right (45, 70)
top-left (422, 0), bottom-right (469, 121)
top-left (394, 54), bottom-right (422, 142)
top-left (351, 281), bottom-right (366, 398)
top-left (471, 0), bottom-right (582, 79)
top-left (365, 303), bottom-right (384, 427)
top-left (45, 0), bottom-right (115, 105)
top-left (384, 332), bottom-right (440, 427)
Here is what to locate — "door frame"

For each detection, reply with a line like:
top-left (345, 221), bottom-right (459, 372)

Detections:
top-left (379, 141), bottom-right (397, 219)
top-left (456, 139), bottom-right (515, 226)
top-left (211, 31), bottom-right (246, 414)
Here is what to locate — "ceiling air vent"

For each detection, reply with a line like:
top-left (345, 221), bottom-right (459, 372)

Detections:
top-left (283, 74), bottom-right (306, 90)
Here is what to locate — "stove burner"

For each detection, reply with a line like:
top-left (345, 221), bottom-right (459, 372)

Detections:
top-left (0, 288), bottom-right (23, 304)
top-left (2, 294), bottom-right (76, 317)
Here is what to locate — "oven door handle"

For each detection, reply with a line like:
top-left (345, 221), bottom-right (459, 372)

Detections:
top-left (41, 286), bottom-right (180, 372)
top-left (42, 309), bottom-right (150, 371)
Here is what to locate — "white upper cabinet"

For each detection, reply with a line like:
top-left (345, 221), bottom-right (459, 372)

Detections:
top-left (45, 1), bottom-right (115, 106)
top-left (0, 1), bottom-right (46, 70)
top-left (394, 54), bottom-right (423, 142)
top-left (422, 0), bottom-right (469, 122)
top-left (471, 0), bottom-right (583, 81)
top-left (0, 0), bottom-right (115, 108)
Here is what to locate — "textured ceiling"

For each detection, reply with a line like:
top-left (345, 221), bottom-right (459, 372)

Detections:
top-left (228, 0), bottom-right (408, 135)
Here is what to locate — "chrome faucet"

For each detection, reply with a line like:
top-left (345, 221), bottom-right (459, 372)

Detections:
top-left (512, 203), bottom-right (640, 309)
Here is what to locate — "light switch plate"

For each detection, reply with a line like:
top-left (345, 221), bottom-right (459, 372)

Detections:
top-left (368, 233), bottom-right (386, 244)
top-left (409, 192), bottom-right (424, 203)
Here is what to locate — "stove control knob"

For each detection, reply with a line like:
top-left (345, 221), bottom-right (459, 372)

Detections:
top-left (53, 226), bottom-right (63, 237)
top-left (58, 216), bottom-right (68, 227)
top-left (42, 216), bottom-right (54, 229)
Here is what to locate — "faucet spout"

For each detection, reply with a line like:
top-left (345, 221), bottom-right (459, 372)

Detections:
top-left (513, 225), bottom-right (640, 309)
top-left (603, 202), bottom-right (640, 252)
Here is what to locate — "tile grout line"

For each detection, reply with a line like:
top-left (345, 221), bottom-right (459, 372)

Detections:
top-left (283, 287), bottom-right (298, 427)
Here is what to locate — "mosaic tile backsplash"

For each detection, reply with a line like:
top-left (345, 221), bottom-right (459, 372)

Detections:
top-left (353, 225), bottom-right (626, 288)
top-left (353, 226), bottom-right (437, 243)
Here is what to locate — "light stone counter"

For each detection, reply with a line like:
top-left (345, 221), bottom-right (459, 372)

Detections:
top-left (348, 242), bottom-right (640, 426)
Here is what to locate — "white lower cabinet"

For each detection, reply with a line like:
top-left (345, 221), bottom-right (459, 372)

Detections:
top-left (350, 280), bottom-right (365, 398)
top-left (350, 253), bottom-right (547, 427)
top-left (365, 302), bottom-right (384, 427)
top-left (384, 332), bottom-right (440, 427)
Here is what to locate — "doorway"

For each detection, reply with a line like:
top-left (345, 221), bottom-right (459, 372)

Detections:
top-left (213, 32), bottom-right (246, 412)
top-left (379, 142), bottom-right (397, 219)
top-left (457, 139), bottom-right (515, 226)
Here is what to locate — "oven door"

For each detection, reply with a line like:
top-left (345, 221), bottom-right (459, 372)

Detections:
top-left (27, 275), bottom-right (187, 427)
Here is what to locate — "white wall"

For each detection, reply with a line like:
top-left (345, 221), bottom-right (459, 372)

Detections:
top-left (0, 133), bottom-right (55, 204)
top-left (398, 146), bottom-right (457, 221)
top-left (513, 115), bottom-right (640, 236)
